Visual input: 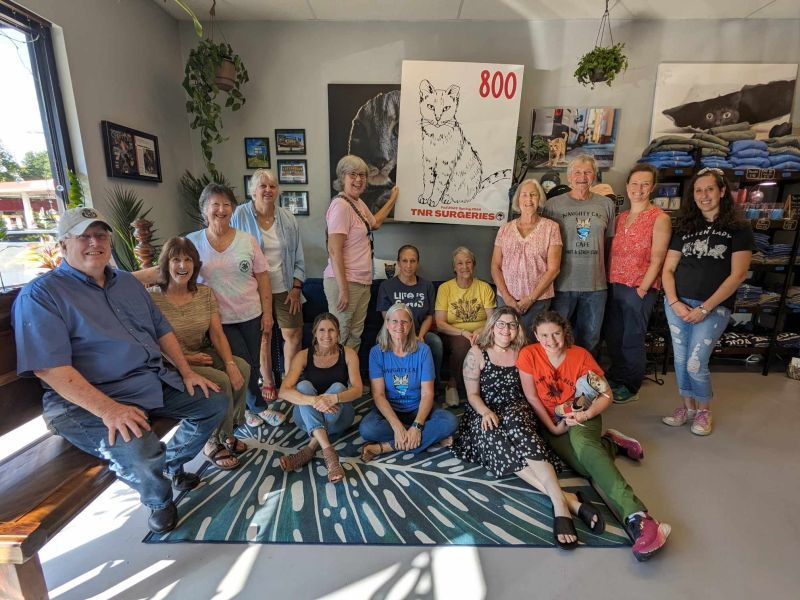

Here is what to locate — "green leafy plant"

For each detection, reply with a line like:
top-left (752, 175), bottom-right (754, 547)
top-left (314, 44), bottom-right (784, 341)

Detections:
top-left (179, 170), bottom-right (235, 228)
top-left (105, 185), bottom-right (154, 272)
top-left (66, 170), bottom-right (86, 209)
top-left (183, 40), bottom-right (248, 176)
top-left (167, 0), bottom-right (203, 37)
top-left (529, 135), bottom-right (550, 162)
top-left (574, 42), bottom-right (629, 88)
top-left (512, 136), bottom-right (531, 186)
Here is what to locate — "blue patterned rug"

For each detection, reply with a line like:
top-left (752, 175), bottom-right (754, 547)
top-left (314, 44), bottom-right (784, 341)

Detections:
top-left (144, 396), bottom-right (630, 547)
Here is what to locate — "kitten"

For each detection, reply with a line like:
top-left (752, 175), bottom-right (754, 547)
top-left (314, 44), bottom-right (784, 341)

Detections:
top-left (548, 132), bottom-right (568, 166)
top-left (417, 80), bottom-right (510, 208)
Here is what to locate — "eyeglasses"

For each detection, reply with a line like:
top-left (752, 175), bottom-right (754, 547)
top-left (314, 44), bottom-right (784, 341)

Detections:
top-left (72, 232), bottom-right (110, 243)
top-left (347, 171), bottom-right (367, 180)
top-left (495, 321), bottom-right (520, 330)
top-left (697, 167), bottom-right (724, 176)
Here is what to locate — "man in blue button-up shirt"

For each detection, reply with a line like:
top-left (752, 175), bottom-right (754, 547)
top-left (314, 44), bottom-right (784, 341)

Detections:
top-left (13, 207), bottom-right (227, 533)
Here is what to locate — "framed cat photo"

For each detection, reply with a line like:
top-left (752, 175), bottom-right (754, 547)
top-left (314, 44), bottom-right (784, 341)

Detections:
top-left (529, 107), bottom-right (621, 170)
top-left (275, 129), bottom-right (306, 155)
top-left (394, 60), bottom-right (524, 226)
top-left (650, 63), bottom-right (798, 140)
top-left (277, 159), bottom-right (308, 185)
top-left (279, 190), bottom-right (309, 216)
top-left (244, 137), bottom-right (271, 169)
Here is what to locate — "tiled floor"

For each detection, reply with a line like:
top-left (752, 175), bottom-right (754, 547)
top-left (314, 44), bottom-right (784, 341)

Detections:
top-left (38, 371), bottom-right (800, 599)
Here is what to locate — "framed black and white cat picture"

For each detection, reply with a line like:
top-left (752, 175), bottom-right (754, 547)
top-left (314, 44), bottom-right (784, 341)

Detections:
top-left (275, 129), bottom-right (306, 155)
top-left (277, 159), bottom-right (308, 185)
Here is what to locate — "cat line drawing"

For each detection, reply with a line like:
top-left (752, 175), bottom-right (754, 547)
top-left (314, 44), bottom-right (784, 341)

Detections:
top-left (681, 237), bottom-right (727, 258)
top-left (548, 132), bottom-right (568, 166)
top-left (418, 79), bottom-right (510, 208)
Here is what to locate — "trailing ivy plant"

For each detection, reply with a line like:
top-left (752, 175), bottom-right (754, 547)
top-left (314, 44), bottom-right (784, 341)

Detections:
top-left (574, 42), bottom-right (629, 88)
top-left (183, 40), bottom-right (248, 176)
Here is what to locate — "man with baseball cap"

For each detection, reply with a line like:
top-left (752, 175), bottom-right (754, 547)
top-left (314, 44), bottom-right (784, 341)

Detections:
top-left (13, 207), bottom-right (227, 533)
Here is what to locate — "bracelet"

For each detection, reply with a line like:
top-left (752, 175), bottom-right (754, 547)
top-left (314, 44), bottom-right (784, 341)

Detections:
top-left (335, 393), bottom-right (340, 404)
top-left (668, 299), bottom-right (679, 306)
top-left (225, 360), bottom-right (236, 366)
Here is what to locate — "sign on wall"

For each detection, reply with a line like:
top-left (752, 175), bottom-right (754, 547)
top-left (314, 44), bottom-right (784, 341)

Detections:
top-left (394, 60), bottom-right (523, 226)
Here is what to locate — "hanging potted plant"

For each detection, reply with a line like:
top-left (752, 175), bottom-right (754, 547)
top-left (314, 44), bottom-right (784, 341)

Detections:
top-left (574, 0), bottom-right (629, 88)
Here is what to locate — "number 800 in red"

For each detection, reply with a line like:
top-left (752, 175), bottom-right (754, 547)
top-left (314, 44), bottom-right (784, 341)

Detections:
top-left (479, 70), bottom-right (517, 99)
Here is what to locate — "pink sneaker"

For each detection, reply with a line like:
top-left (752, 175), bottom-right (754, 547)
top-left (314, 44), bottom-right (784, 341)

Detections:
top-left (662, 406), bottom-right (696, 427)
top-left (603, 428), bottom-right (644, 461)
top-left (626, 513), bottom-right (671, 562)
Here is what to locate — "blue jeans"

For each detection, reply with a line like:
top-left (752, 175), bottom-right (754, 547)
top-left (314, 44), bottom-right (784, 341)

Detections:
top-left (497, 295), bottom-right (551, 339)
top-left (603, 284), bottom-right (659, 393)
top-left (224, 316), bottom-right (265, 412)
top-left (423, 332), bottom-right (443, 384)
top-left (44, 383), bottom-right (227, 510)
top-left (665, 297), bottom-right (730, 403)
top-left (359, 406), bottom-right (458, 454)
top-left (293, 381), bottom-right (354, 436)
top-left (551, 290), bottom-right (607, 356)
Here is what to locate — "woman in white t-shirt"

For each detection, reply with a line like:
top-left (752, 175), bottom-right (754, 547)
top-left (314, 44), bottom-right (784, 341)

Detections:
top-left (323, 155), bottom-right (398, 350)
top-left (231, 169), bottom-right (306, 420)
top-left (186, 184), bottom-right (284, 428)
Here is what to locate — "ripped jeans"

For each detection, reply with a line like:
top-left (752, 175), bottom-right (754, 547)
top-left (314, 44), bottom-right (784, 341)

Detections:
top-left (665, 297), bottom-right (730, 403)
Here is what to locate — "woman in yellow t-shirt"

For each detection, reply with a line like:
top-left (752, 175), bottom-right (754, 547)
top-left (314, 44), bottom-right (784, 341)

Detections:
top-left (435, 246), bottom-right (496, 406)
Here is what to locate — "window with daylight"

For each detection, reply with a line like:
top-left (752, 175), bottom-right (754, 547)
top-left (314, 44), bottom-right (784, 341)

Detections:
top-left (0, 1), bottom-right (72, 290)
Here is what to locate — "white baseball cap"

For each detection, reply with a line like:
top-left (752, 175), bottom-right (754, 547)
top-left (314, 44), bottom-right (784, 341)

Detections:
top-left (57, 207), bottom-right (112, 240)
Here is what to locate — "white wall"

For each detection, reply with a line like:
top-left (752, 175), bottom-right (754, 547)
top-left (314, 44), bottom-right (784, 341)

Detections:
top-left (21, 0), bottom-right (195, 237)
top-left (177, 18), bottom-right (800, 280)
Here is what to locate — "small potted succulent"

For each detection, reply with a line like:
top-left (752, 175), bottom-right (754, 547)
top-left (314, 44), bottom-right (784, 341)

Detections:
top-left (574, 42), bottom-right (629, 88)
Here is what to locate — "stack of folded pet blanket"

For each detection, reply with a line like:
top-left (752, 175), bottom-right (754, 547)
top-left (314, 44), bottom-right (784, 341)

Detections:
top-left (693, 132), bottom-right (732, 169)
top-left (764, 135), bottom-right (800, 171)
top-left (639, 135), bottom-right (696, 168)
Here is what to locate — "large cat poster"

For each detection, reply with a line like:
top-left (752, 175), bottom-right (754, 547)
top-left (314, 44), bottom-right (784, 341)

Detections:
top-left (650, 63), bottom-right (798, 139)
top-left (394, 60), bottom-right (524, 226)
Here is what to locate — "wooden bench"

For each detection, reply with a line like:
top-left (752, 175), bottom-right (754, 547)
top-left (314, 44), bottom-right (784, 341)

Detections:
top-left (0, 288), bottom-right (174, 600)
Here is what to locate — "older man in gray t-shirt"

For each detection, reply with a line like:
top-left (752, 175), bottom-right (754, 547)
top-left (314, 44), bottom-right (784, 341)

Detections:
top-left (543, 155), bottom-right (615, 355)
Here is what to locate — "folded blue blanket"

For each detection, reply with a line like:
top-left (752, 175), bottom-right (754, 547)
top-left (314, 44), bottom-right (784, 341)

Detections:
top-left (769, 154), bottom-right (800, 165)
top-left (640, 158), bottom-right (696, 168)
top-left (731, 148), bottom-right (769, 158)
top-left (642, 150), bottom-right (693, 159)
top-left (730, 139), bottom-right (768, 153)
top-left (730, 156), bottom-right (771, 167)
top-left (770, 160), bottom-right (800, 171)
top-left (700, 159), bottom-right (733, 168)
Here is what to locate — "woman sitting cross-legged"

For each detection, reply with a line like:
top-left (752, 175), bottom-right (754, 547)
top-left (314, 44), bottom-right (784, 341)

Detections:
top-left (360, 302), bottom-right (458, 461)
top-left (147, 236), bottom-right (250, 470)
top-left (451, 306), bottom-right (603, 549)
top-left (517, 310), bottom-right (671, 562)
top-left (278, 313), bottom-right (363, 483)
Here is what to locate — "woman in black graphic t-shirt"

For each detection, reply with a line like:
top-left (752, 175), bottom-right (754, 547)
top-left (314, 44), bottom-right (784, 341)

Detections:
top-left (661, 168), bottom-right (754, 436)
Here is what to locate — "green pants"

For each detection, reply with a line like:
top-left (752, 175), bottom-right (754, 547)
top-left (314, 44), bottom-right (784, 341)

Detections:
top-left (543, 414), bottom-right (646, 521)
top-left (191, 351), bottom-right (250, 444)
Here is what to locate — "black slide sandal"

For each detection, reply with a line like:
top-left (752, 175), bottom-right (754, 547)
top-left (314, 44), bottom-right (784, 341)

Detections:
top-left (553, 516), bottom-right (579, 550)
top-left (576, 491), bottom-right (606, 534)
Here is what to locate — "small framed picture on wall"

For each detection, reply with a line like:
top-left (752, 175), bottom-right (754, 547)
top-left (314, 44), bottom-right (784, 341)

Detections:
top-left (243, 175), bottom-right (252, 200)
top-left (277, 159), bottom-right (308, 184)
top-left (100, 120), bottom-right (162, 182)
top-left (280, 190), bottom-right (309, 216)
top-left (275, 129), bottom-right (306, 155)
top-left (244, 137), bottom-right (271, 169)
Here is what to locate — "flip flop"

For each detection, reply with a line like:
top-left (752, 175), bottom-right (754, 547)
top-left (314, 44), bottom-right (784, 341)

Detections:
top-left (244, 410), bottom-right (264, 427)
top-left (360, 442), bottom-right (385, 463)
top-left (261, 384), bottom-right (278, 402)
top-left (553, 516), bottom-right (579, 550)
top-left (575, 491), bottom-right (606, 534)
top-left (204, 443), bottom-right (239, 470)
top-left (257, 408), bottom-right (286, 427)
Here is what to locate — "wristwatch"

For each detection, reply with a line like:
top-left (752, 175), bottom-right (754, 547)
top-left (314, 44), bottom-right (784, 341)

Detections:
top-left (698, 305), bottom-right (709, 316)
top-left (411, 421), bottom-right (424, 431)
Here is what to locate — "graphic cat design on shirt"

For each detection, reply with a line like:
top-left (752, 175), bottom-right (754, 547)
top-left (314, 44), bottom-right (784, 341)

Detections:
top-left (575, 217), bottom-right (591, 242)
top-left (393, 373), bottom-right (409, 396)
top-left (681, 237), bottom-right (726, 259)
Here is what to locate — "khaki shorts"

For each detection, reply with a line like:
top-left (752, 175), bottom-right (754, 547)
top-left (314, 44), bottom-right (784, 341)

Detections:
top-left (273, 290), bottom-right (303, 329)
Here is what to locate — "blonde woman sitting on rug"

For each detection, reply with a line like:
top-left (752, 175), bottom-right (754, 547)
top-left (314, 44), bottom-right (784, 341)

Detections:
top-left (278, 313), bottom-right (362, 483)
top-left (451, 306), bottom-right (603, 549)
top-left (360, 303), bottom-right (458, 461)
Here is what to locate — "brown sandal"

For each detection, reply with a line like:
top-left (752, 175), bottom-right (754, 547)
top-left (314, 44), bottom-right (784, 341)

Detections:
top-left (359, 442), bottom-right (387, 463)
top-left (322, 447), bottom-right (345, 483)
top-left (204, 443), bottom-right (240, 470)
top-left (279, 446), bottom-right (315, 472)
top-left (223, 436), bottom-right (248, 455)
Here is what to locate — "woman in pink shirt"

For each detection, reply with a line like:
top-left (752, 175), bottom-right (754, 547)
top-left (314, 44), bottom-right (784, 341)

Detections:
top-left (604, 164), bottom-right (671, 403)
top-left (491, 178), bottom-right (562, 334)
top-left (324, 155), bottom-right (398, 350)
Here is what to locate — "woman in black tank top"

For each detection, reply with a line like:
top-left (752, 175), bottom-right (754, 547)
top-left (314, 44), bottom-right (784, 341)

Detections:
top-left (278, 313), bottom-right (363, 483)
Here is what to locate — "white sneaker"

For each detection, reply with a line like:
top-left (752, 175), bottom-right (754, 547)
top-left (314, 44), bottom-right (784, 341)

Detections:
top-left (444, 386), bottom-right (460, 407)
top-left (690, 409), bottom-right (713, 436)
top-left (662, 406), bottom-right (697, 427)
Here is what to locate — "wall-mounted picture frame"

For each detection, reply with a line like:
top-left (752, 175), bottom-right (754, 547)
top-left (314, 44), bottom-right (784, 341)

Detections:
top-left (244, 137), bottom-right (271, 169)
top-left (280, 190), bottom-right (309, 216)
top-left (277, 159), bottom-right (308, 184)
top-left (275, 129), bottom-right (306, 155)
top-left (243, 175), bottom-right (252, 200)
top-left (100, 120), bottom-right (162, 182)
